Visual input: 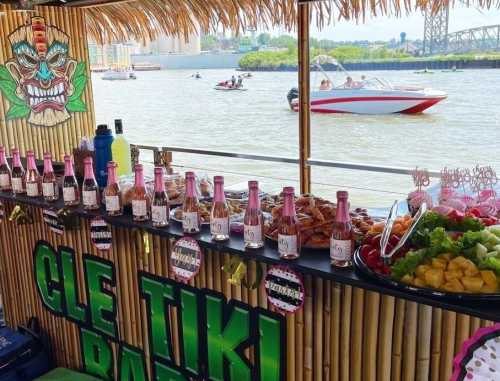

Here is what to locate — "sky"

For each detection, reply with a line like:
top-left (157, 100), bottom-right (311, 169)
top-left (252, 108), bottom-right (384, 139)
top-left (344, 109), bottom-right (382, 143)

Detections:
top-left (270, 5), bottom-right (500, 41)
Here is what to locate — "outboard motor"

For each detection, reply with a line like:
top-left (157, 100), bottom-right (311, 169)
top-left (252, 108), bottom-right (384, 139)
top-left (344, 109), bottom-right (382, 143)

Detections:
top-left (287, 87), bottom-right (299, 110)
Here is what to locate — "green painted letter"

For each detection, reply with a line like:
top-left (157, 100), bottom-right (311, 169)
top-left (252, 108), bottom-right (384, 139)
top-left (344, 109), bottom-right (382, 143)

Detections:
top-left (119, 345), bottom-right (147, 381)
top-left (60, 248), bottom-right (87, 323)
top-left (206, 295), bottom-right (250, 381)
top-left (80, 327), bottom-right (113, 380)
top-left (154, 361), bottom-right (188, 381)
top-left (34, 242), bottom-right (62, 314)
top-left (180, 288), bottom-right (199, 374)
top-left (84, 256), bottom-right (117, 339)
top-left (140, 274), bottom-right (175, 362)
top-left (259, 314), bottom-right (282, 381)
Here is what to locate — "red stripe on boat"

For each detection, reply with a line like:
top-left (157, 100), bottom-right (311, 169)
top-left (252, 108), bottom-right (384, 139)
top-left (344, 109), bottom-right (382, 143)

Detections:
top-left (311, 96), bottom-right (446, 106)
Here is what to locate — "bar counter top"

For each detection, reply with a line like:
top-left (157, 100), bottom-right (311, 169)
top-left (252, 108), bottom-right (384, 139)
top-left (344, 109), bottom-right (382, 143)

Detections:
top-left (1, 190), bottom-right (499, 322)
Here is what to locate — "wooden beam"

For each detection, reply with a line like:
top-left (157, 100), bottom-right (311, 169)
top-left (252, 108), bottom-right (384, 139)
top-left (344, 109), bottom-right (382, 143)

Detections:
top-left (298, 2), bottom-right (311, 194)
top-left (63, 0), bottom-right (136, 8)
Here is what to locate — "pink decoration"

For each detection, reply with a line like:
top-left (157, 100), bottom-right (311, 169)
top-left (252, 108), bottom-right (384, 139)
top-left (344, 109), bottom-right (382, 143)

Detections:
top-left (442, 198), bottom-right (467, 213)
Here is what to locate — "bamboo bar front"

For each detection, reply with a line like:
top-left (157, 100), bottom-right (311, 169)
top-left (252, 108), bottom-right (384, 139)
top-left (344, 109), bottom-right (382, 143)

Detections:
top-left (0, 200), bottom-right (494, 381)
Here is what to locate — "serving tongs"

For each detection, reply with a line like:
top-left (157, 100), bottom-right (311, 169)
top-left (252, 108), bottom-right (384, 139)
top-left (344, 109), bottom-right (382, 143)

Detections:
top-left (380, 202), bottom-right (428, 265)
top-left (380, 201), bottom-right (398, 265)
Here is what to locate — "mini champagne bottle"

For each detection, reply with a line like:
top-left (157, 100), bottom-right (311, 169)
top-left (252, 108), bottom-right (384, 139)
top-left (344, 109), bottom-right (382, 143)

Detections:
top-left (131, 164), bottom-right (150, 221)
top-left (26, 150), bottom-right (41, 197)
top-left (182, 172), bottom-right (200, 234)
top-left (330, 191), bottom-right (354, 268)
top-left (42, 153), bottom-right (59, 202)
top-left (210, 176), bottom-right (230, 241)
top-left (82, 157), bottom-right (100, 210)
top-left (63, 155), bottom-right (80, 206)
top-left (278, 187), bottom-right (301, 260)
top-left (151, 167), bottom-right (169, 227)
top-left (103, 161), bottom-right (123, 216)
top-left (243, 180), bottom-right (264, 249)
top-left (11, 148), bottom-right (26, 195)
top-left (0, 146), bottom-right (12, 192)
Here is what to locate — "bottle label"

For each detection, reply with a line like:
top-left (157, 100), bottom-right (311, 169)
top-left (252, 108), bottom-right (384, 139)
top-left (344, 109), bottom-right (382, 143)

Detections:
top-left (83, 190), bottom-right (98, 206)
top-left (183, 212), bottom-right (199, 231)
top-left (132, 200), bottom-right (148, 217)
top-left (330, 239), bottom-right (352, 261)
top-left (0, 174), bottom-right (10, 187)
top-left (42, 182), bottom-right (55, 197)
top-left (26, 182), bottom-right (39, 197)
top-left (63, 187), bottom-right (76, 202)
top-left (244, 224), bottom-right (263, 243)
top-left (12, 178), bottom-right (24, 192)
top-left (278, 234), bottom-right (298, 256)
top-left (210, 217), bottom-right (229, 236)
top-left (105, 195), bottom-right (120, 212)
top-left (152, 205), bottom-right (168, 223)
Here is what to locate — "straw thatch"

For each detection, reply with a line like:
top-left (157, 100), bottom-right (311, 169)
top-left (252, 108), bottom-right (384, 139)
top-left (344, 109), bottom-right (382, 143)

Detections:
top-left (77, 0), bottom-right (500, 44)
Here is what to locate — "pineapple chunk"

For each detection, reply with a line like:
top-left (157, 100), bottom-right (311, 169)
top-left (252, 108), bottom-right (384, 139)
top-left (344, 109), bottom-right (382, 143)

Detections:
top-left (463, 260), bottom-right (479, 277)
top-left (480, 284), bottom-right (498, 294)
top-left (461, 277), bottom-right (484, 293)
top-left (413, 277), bottom-right (427, 288)
top-left (401, 274), bottom-right (414, 285)
top-left (424, 269), bottom-right (445, 289)
top-left (480, 270), bottom-right (498, 288)
top-left (438, 253), bottom-right (452, 262)
top-left (443, 279), bottom-right (465, 293)
top-left (449, 256), bottom-right (467, 270)
top-left (431, 258), bottom-right (447, 270)
top-left (416, 265), bottom-right (432, 278)
top-left (444, 270), bottom-right (463, 282)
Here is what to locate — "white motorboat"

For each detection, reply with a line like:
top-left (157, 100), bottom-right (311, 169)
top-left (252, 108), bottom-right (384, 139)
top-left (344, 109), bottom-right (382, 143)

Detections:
top-left (102, 70), bottom-right (137, 81)
top-left (287, 56), bottom-right (446, 114)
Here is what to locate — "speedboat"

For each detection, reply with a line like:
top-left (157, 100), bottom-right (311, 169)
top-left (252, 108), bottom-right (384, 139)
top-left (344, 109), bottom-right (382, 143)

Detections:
top-left (287, 56), bottom-right (446, 114)
top-left (102, 70), bottom-right (137, 81)
top-left (214, 82), bottom-right (247, 91)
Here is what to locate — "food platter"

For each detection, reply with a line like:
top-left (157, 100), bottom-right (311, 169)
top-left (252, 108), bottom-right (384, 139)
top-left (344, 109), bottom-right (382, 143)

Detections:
top-left (354, 248), bottom-right (500, 301)
top-left (170, 200), bottom-right (245, 225)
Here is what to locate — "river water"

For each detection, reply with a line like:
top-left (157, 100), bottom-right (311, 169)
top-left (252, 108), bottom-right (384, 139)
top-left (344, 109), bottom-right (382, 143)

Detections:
top-left (92, 69), bottom-right (500, 207)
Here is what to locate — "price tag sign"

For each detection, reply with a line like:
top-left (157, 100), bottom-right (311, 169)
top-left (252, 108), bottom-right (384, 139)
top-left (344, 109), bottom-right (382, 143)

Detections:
top-left (42, 209), bottom-right (64, 235)
top-left (90, 218), bottom-right (112, 251)
top-left (170, 237), bottom-right (202, 282)
top-left (264, 265), bottom-right (305, 314)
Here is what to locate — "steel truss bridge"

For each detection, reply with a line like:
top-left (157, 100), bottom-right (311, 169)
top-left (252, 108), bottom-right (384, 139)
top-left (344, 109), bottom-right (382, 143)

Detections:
top-left (423, 5), bottom-right (500, 55)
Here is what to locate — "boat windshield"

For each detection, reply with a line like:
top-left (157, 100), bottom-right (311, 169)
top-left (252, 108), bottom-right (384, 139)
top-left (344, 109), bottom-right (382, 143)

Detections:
top-left (357, 77), bottom-right (393, 90)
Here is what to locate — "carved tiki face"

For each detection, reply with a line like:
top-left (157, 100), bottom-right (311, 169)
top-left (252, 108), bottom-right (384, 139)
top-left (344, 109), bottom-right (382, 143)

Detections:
top-left (6, 16), bottom-right (77, 127)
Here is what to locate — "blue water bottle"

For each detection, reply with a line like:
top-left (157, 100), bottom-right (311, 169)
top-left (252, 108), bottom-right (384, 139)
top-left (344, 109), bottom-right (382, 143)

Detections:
top-left (94, 124), bottom-right (114, 187)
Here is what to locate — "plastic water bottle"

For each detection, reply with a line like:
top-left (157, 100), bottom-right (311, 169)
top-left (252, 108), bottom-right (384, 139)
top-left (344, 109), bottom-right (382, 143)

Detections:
top-left (94, 124), bottom-right (114, 187)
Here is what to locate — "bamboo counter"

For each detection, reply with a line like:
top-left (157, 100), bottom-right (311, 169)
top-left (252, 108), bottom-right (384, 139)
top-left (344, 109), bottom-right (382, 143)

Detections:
top-left (0, 193), bottom-right (497, 381)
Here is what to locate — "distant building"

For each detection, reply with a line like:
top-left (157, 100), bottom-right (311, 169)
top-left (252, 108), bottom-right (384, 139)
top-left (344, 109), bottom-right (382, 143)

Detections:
top-left (140, 33), bottom-right (201, 55)
top-left (88, 41), bottom-right (138, 69)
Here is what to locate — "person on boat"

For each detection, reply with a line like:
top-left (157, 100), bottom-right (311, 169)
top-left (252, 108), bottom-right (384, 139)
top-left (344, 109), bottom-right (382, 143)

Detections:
top-left (237, 75), bottom-right (243, 88)
top-left (343, 76), bottom-right (354, 88)
top-left (231, 75), bottom-right (236, 87)
top-left (319, 79), bottom-right (329, 90)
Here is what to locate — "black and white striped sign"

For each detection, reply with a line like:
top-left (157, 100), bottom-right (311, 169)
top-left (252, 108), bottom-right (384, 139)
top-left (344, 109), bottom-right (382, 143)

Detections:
top-left (170, 237), bottom-right (202, 282)
top-left (264, 265), bottom-right (305, 314)
top-left (90, 218), bottom-right (112, 251)
top-left (42, 209), bottom-right (64, 235)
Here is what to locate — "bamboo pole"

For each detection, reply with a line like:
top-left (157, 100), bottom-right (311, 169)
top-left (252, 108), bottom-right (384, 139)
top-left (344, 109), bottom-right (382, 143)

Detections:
top-left (416, 305), bottom-right (432, 381)
top-left (377, 295), bottom-right (395, 381)
top-left (440, 311), bottom-right (457, 381)
top-left (362, 291), bottom-right (379, 381)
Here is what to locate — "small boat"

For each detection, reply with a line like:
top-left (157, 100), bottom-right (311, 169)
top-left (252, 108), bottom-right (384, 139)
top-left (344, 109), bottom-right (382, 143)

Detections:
top-left (287, 56), bottom-right (446, 114)
top-left (192, 73), bottom-right (202, 79)
top-left (414, 69), bottom-right (434, 74)
top-left (214, 85), bottom-right (247, 91)
top-left (102, 70), bottom-right (137, 81)
top-left (242, 72), bottom-right (253, 78)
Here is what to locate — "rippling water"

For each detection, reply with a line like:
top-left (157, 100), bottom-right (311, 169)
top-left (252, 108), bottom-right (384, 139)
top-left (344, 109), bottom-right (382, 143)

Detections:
top-left (92, 68), bottom-right (500, 207)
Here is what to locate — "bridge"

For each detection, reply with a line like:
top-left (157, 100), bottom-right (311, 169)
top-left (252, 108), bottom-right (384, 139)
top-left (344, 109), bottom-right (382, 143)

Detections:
top-left (423, 6), bottom-right (500, 55)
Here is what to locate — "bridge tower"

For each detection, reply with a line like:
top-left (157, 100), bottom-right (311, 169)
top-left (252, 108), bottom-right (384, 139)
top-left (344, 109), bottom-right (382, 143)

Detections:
top-left (423, 5), bottom-right (449, 55)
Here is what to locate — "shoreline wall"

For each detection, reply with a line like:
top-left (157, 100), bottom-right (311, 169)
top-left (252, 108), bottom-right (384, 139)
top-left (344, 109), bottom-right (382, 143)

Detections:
top-left (131, 52), bottom-right (245, 69)
top-left (241, 58), bottom-right (500, 72)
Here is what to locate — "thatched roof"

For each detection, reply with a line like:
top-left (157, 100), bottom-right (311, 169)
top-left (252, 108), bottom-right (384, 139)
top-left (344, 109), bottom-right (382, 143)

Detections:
top-left (66, 0), bottom-right (500, 43)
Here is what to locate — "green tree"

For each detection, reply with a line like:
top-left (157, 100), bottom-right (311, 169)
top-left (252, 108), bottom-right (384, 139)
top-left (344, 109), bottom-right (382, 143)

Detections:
top-left (201, 35), bottom-right (218, 51)
top-left (269, 35), bottom-right (297, 48)
top-left (257, 33), bottom-right (271, 46)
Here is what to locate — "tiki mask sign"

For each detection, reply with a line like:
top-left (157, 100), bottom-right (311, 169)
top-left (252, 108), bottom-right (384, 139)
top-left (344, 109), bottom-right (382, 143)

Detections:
top-left (0, 16), bottom-right (88, 127)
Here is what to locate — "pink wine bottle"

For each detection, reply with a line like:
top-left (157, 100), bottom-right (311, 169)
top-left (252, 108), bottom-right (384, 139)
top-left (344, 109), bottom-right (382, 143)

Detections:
top-left (11, 148), bottom-right (26, 195)
top-left (210, 176), bottom-right (230, 241)
top-left (182, 172), bottom-right (200, 234)
top-left (82, 157), bottom-right (100, 210)
top-left (278, 187), bottom-right (301, 259)
top-left (131, 164), bottom-right (150, 221)
top-left (26, 150), bottom-right (41, 197)
top-left (243, 180), bottom-right (264, 249)
top-left (0, 146), bottom-right (12, 192)
top-left (330, 191), bottom-right (354, 268)
top-left (63, 155), bottom-right (80, 206)
top-left (151, 167), bottom-right (169, 227)
top-left (42, 153), bottom-right (59, 202)
top-left (103, 162), bottom-right (122, 216)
